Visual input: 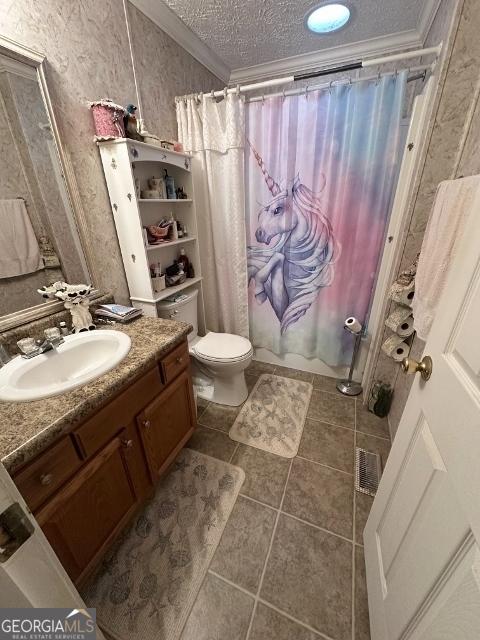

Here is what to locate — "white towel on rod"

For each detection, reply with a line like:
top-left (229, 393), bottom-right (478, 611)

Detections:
top-left (412, 175), bottom-right (480, 340)
top-left (0, 198), bottom-right (44, 278)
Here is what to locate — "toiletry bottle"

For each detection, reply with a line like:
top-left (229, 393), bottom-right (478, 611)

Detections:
top-left (177, 222), bottom-right (184, 238)
top-left (177, 248), bottom-right (189, 272)
top-left (59, 321), bottom-right (69, 336)
top-left (169, 212), bottom-right (178, 240)
top-left (164, 169), bottom-right (176, 199)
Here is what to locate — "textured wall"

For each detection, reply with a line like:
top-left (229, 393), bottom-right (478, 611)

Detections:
top-left (0, 0), bottom-right (221, 310)
top-left (369, 0), bottom-right (480, 438)
top-left (128, 4), bottom-right (221, 139)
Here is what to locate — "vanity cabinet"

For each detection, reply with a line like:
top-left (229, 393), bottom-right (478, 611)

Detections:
top-left (36, 433), bottom-right (137, 583)
top-left (139, 369), bottom-right (195, 480)
top-left (11, 338), bottom-right (196, 585)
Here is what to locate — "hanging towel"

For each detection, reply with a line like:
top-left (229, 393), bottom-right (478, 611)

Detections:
top-left (412, 175), bottom-right (480, 340)
top-left (0, 199), bottom-right (44, 279)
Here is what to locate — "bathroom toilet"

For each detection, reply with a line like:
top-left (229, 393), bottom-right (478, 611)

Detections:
top-left (156, 290), bottom-right (253, 406)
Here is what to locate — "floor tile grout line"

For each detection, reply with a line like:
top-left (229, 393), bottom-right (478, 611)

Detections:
top-left (207, 568), bottom-right (333, 639)
top-left (238, 488), bottom-right (356, 544)
top-left (258, 598), bottom-right (335, 640)
top-left (238, 492), bottom-right (279, 512)
top-left (237, 487), bottom-right (356, 544)
top-left (279, 511), bottom-right (354, 545)
top-left (228, 442), bottom-right (240, 464)
top-left (295, 454), bottom-right (354, 477)
top-left (306, 416), bottom-right (358, 434)
top-left (197, 422), bottom-right (234, 436)
top-left (207, 568), bottom-right (256, 599)
top-left (244, 457), bottom-right (294, 640)
top-left (306, 416), bottom-right (355, 433)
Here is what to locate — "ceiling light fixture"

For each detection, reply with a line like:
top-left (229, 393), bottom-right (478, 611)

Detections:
top-left (305, 3), bottom-right (351, 34)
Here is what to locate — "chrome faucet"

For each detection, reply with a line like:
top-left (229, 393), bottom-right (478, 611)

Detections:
top-left (17, 328), bottom-right (64, 359)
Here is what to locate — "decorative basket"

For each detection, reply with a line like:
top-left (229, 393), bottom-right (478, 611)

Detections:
top-left (89, 99), bottom-right (126, 140)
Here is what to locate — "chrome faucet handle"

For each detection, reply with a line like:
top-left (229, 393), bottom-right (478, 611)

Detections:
top-left (0, 344), bottom-right (11, 367)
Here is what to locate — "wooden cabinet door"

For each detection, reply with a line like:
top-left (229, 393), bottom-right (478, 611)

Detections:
top-left (36, 434), bottom-right (137, 584)
top-left (138, 369), bottom-right (196, 480)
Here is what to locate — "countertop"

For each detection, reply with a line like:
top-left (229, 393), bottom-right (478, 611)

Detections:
top-left (0, 317), bottom-right (191, 473)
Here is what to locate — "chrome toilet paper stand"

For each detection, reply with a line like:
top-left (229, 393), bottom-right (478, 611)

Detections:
top-left (337, 323), bottom-right (364, 397)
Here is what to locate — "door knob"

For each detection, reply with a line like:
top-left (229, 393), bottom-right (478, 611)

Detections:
top-left (401, 355), bottom-right (433, 381)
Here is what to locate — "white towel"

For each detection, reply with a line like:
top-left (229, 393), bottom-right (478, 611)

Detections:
top-left (412, 175), bottom-right (480, 340)
top-left (0, 199), bottom-right (44, 278)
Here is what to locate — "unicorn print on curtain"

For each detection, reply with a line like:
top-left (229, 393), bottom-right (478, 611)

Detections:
top-left (246, 72), bottom-right (407, 366)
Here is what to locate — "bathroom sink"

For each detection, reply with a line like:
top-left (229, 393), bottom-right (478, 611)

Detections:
top-left (0, 330), bottom-right (131, 402)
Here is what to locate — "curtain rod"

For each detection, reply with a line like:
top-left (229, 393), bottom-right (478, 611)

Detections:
top-left (246, 64), bottom-right (433, 103)
top-left (175, 44), bottom-right (442, 102)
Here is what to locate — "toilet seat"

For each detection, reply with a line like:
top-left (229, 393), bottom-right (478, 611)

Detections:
top-left (192, 332), bottom-right (253, 363)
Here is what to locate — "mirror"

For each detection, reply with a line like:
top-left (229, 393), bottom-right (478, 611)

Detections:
top-left (0, 39), bottom-right (91, 325)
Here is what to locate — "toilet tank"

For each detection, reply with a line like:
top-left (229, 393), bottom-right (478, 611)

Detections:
top-left (156, 289), bottom-right (198, 341)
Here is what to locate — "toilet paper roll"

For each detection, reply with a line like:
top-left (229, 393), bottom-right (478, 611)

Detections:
top-left (344, 316), bottom-right (362, 334)
top-left (385, 305), bottom-right (415, 338)
top-left (381, 334), bottom-right (410, 362)
top-left (389, 279), bottom-right (415, 307)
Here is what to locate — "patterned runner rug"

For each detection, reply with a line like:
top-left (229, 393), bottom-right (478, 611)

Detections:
top-left (82, 448), bottom-right (244, 640)
top-left (229, 374), bottom-right (313, 458)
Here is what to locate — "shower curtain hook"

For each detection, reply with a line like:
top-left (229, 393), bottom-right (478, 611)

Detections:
top-left (261, 94), bottom-right (265, 105)
top-left (236, 84), bottom-right (240, 96)
top-left (282, 88), bottom-right (286, 101)
top-left (305, 85), bottom-right (309, 99)
top-left (210, 89), bottom-right (215, 99)
top-left (375, 71), bottom-right (381, 86)
top-left (329, 80), bottom-right (334, 94)
top-left (223, 87), bottom-right (228, 99)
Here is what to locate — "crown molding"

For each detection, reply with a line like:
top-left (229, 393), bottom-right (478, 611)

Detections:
top-left (230, 29), bottom-right (423, 84)
top-left (129, 0), bottom-right (230, 83)
top-left (418, 0), bottom-right (443, 43)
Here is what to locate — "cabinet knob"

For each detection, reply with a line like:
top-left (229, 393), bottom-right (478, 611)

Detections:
top-left (122, 439), bottom-right (134, 448)
top-left (40, 473), bottom-right (53, 486)
top-left (176, 357), bottom-right (183, 364)
top-left (143, 420), bottom-right (151, 428)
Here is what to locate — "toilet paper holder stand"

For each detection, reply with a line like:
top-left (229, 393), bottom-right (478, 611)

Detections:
top-left (336, 320), bottom-right (365, 397)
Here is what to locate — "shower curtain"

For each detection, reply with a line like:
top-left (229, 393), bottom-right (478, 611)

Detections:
top-left (176, 93), bottom-right (249, 337)
top-left (246, 71), bottom-right (407, 365)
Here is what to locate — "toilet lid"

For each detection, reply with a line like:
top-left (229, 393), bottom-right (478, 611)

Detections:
top-left (193, 332), bottom-right (252, 362)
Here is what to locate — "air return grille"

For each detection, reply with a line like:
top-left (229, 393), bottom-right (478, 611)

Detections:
top-left (355, 447), bottom-right (382, 497)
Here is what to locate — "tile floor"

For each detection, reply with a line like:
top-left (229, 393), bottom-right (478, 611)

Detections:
top-left (182, 362), bottom-right (391, 640)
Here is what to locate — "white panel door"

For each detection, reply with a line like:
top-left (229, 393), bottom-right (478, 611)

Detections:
top-left (364, 184), bottom-right (480, 640)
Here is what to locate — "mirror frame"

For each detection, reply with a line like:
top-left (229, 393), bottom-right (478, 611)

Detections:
top-left (0, 35), bottom-right (99, 331)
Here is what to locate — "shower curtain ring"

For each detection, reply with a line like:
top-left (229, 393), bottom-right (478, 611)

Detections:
top-left (236, 84), bottom-right (240, 96)
top-left (376, 71), bottom-right (381, 86)
top-left (282, 88), bottom-right (286, 101)
top-left (305, 85), bottom-right (309, 98)
top-left (329, 80), bottom-right (334, 94)
top-left (210, 89), bottom-right (215, 99)
top-left (262, 95), bottom-right (265, 105)
top-left (224, 87), bottom-right (228, 99)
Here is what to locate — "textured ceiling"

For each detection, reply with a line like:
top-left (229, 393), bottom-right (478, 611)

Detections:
top-left (162, 0), bottom-right (428, 70)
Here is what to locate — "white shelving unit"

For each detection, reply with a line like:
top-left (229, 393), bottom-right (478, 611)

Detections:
top-left (98, 138), bottom-right (205, 331)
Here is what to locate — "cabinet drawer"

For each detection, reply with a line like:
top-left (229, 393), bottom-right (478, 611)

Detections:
top-left (14, 437), bottom-right (82, 512)
top-left (74, 366), bottom-right (162, 458)
top-left (160, 340), bottom-right (189, 384)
